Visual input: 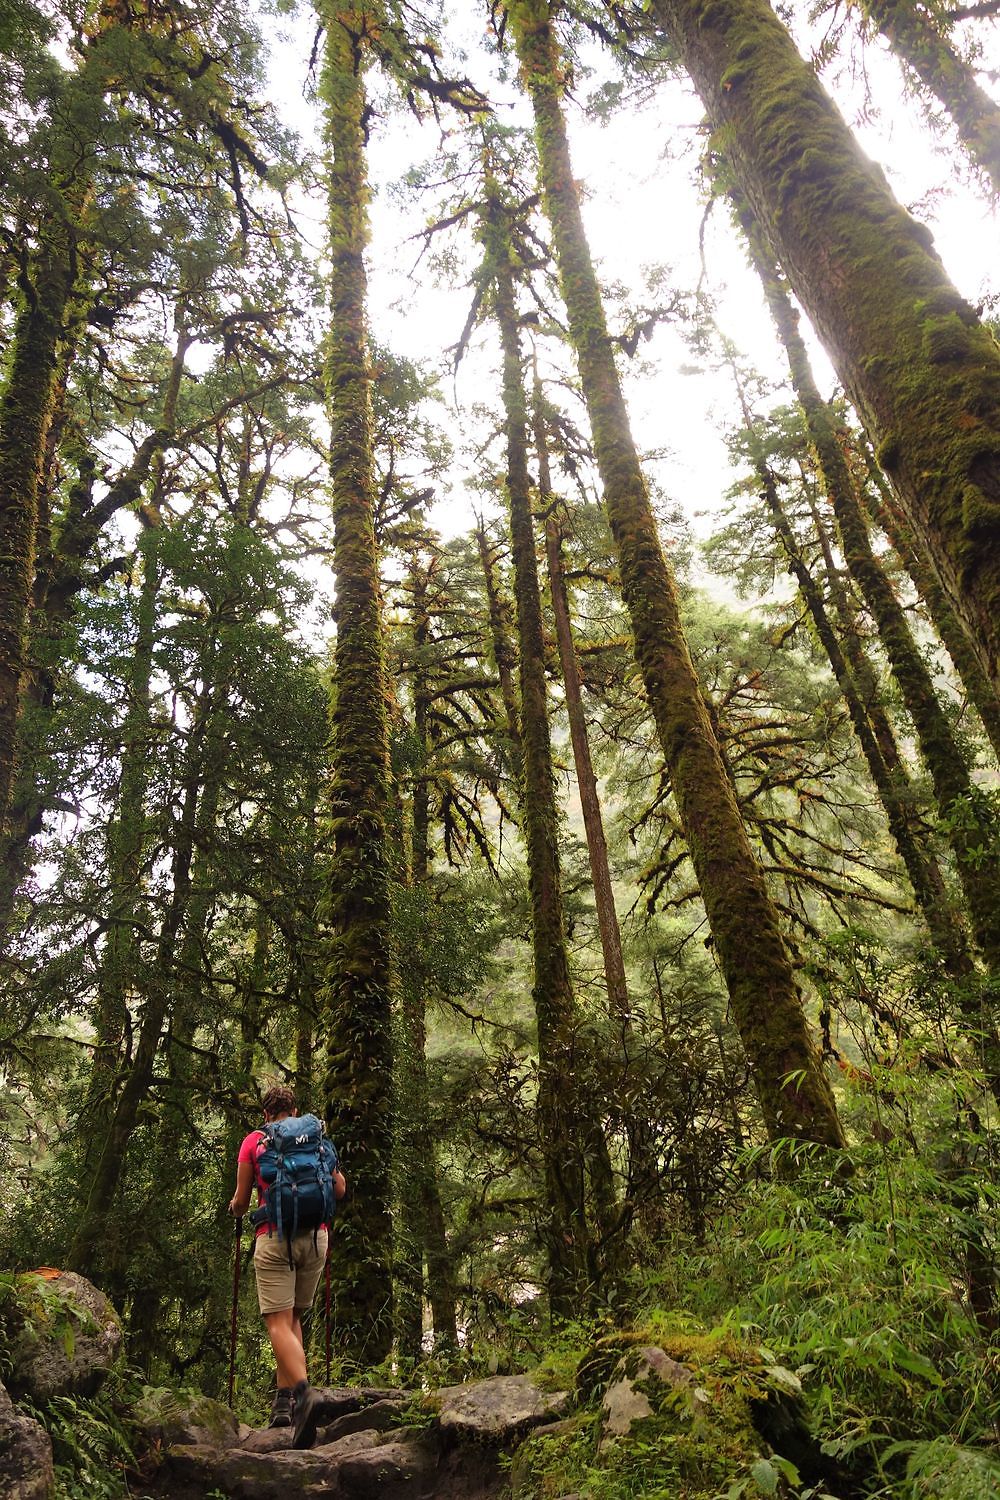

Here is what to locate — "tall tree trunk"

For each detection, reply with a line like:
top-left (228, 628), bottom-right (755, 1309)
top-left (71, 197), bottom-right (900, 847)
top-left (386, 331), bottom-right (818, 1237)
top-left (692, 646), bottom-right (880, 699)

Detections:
top-left (651, 0), bottom-right (1000, 689)
top-left (750, 435), bottom-right (973, 978)
top-left (78, 530), bottom-right (160, 1171)
top-left (485, 180), bottom-right (596, 1312)
top-left (316, 4), bottom-right (394, 1367)
top-left (858, 445), bottom-right (1000, 765)
top-left (0, 204), bottom-right (79, 831)
top-left (744, 228), bottom-right (1000, 975)
top-left (395, 567), bottom-right (430, 1363)
top-left (69, 733), bottom-right (204, 1282)
top-left (535, 387), bottom-right (631, 1023)
top-left (394, 556), bottom-right (459, 1355)
top-left (535, 382), bottom-right (651, 1273)
top-left (509, 0), bottom-right (843, 1149)
top-left (864, 0), bottom-right (1000, 193)
top-left (0, 322), bottom-right (190, 933)
top-left (476, 518), bottom-right (525, 780)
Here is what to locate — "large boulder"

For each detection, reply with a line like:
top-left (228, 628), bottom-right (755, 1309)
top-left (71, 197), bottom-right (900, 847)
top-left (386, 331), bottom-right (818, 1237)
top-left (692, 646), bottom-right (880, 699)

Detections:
top-left (0, 1379), bottom-right (54, 1500)
top-left (511, 1322), bottom-right (826, 1500)
top-left (0, 1270), bottom-right (121, 1404)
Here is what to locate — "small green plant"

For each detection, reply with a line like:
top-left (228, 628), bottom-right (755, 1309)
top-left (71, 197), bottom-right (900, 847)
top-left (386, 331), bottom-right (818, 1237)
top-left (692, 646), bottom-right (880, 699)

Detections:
top-left (23, 1389), bottom-right (137, 1500)
top-left (531, 1318), bottom-right (598, 1391)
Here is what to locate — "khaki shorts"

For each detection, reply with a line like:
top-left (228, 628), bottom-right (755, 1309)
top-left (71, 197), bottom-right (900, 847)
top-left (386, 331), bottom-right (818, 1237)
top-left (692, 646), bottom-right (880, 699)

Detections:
top-left (253, 1229), bottom-right (329, 1316)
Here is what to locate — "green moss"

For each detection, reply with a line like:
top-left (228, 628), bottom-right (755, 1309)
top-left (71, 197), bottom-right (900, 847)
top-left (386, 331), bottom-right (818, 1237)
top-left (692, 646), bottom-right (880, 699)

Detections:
top-left (518, 1320), bottom-right (786, 1500)
top-left (312, 0), bottom-right (395, 1366)
top-left (923, 313), bottom-right (974, 364)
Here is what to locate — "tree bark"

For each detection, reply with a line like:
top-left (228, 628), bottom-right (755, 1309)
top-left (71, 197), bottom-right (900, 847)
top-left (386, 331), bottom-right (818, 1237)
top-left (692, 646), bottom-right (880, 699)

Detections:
top-left (485, 179), bottom-right (597, 1312)
top-left (651, 0), bottom-right (1000, 690)
top-left (509, 0), bottom-right (843, 1150)
top-left (858, 446), bottom-right (1000, 766)
top-left (69, 733), bottom-right (204, 1281)
top-left (0, 321), bottom-right (190, 932)
top-left (395, 554), bottom-right (459, 1354)
top-left (744, 230), bottom-right (1000, 976)
top-left (78, 532), bottom-right (160, 1172)
top-left (0, 209), bottom-right (78, 832)
top-left (316, 5), bottom-right (394, 1367)
top-left (476, 518), bottom-right (525, 781)
top-left (535, 388), bottom-right (631, 1023)
top-left (752, 442), bottom-right (974, 979)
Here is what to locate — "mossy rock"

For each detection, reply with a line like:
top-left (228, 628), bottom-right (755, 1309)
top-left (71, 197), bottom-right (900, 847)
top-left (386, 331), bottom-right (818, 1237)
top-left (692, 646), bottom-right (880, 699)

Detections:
top-left (0, 1269), bottom-right (122, 1404)
top-left (533, 1317), bottom-right (814, 1500)
top-left (132, 1387), bottom-right (245, 1451)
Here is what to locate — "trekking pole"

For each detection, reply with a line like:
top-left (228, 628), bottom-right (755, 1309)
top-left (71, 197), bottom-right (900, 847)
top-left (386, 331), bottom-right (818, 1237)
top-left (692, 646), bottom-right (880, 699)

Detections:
top-left (228, 1214), bottom-right (243, 1409)
top-left (325, 1238), bottom-right (332, 1387)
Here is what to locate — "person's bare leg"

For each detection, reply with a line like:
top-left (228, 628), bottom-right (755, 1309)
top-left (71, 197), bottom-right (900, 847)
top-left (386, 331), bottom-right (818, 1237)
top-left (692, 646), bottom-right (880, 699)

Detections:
top-left (292, 1310), bottom-right (305, 1357)
top-left (263, 1309), bottom-right (307, 1388)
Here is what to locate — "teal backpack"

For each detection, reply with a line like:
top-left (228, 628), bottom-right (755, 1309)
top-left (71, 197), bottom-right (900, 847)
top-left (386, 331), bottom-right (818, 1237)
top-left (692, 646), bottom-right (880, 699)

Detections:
top-left (251, 1113), bottom-right (338, 1249)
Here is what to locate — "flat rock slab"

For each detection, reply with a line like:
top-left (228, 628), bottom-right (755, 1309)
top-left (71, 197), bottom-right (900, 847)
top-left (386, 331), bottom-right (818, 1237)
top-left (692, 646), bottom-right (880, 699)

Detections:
top-left (166, 1428), bottom-right (387, 1498)
top-left (435, 1375), bottom-right (569, 1441)
top-left (337, 1436), bottom-right (435, 1499)
top-left (310, 1385), bottom-right (406, 1419)
top-left (317, 1396), bottom-right (408, 1446)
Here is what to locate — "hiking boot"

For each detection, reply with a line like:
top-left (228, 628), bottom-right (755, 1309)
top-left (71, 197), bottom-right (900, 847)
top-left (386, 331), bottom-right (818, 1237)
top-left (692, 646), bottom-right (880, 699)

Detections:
top-left (269, 1387), bottom-right (292, 1428)
top-left (291, 1379), bottom-right (319, 1450)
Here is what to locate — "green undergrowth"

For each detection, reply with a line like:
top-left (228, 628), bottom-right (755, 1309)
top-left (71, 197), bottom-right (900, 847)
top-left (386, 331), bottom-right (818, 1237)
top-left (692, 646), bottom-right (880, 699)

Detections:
top-left (20, 1373), bottom-right (151, 1500)
top-left (511, 1069), bottom-right (1000, 1500)
top-left (514, 1314), bottom-right (804, 1500)
top-left (620, 1145), bottom-right (1000, 1498)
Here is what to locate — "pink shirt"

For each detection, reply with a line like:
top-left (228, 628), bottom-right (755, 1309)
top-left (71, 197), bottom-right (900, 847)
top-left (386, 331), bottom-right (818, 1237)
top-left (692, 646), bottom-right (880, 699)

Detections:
top-left (237, 1129), bottom-right (271, 1237)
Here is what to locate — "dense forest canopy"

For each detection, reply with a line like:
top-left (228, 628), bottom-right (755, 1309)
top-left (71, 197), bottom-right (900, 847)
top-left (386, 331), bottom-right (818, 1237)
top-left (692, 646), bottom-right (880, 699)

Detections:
top-left (2, 0), bottom-right (1000, 1495)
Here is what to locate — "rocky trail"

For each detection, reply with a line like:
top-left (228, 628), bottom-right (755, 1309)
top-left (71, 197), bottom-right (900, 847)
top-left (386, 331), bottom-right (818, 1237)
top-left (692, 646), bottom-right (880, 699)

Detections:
top-left (0, 1269), bottom-right (838, 1500)
top-left (138, 1373), bottom-right (571, 1499)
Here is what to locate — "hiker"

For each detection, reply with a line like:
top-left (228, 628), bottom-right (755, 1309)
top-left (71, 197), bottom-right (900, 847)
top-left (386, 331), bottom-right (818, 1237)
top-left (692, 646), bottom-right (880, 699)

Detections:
top-left (228, 1085), bottom-right (347, 1444)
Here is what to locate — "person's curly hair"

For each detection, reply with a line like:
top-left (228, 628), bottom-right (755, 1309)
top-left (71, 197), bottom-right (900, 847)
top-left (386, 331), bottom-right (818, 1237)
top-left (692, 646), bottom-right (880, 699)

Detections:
top-left (260, 1085), bottom-right (296, 1119)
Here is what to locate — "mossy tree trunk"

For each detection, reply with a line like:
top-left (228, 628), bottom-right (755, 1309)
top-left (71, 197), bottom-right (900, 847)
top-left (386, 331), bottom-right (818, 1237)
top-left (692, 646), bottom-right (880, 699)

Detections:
top-left (863, 0), bottom-right (1000, 194)
top-left (0, 320), bottom-right (189, 931)
top-left (484, 178), bottom-right (600, 1312)
top-left (69, 713), bottom-right (206, 1283)
top-left (395, 559), bottom-right (431, 1362)
top-left (0, 210), bottom-right (78, 834)
top-left (858, 445), bottom-right (1000, 766)
top-left (509, 0), bottom-right (843, 1150)
top-left (476, 517), bottom-right (525, 782)
top-left (394, 554), bottom-right (459, 1357)
top-left (749, 432), bottom-right (973, 979)
top-left (651, 0), bottom-right (1000, 690)
top-left (315, 4), bottom-right (394, 1367)
top-left (78, 530), bottom-right (161, 1172)
top-left (807, 497), bottom-right (1000, 1093)
top-left (745, 227), bottom-right (1000, 977)
top-left (535, 388), bottom-right (631, 1023)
